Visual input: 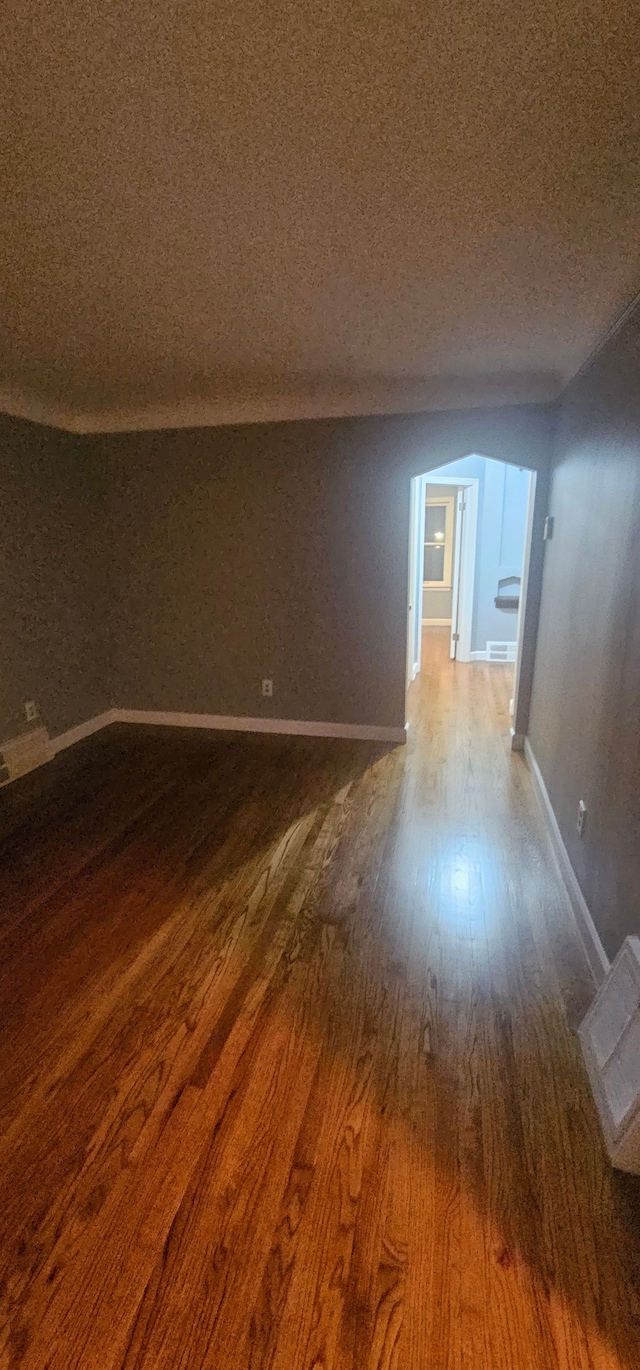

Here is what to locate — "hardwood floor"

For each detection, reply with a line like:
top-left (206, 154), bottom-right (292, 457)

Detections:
top-left (1, 628), bottom-right (639, 1369)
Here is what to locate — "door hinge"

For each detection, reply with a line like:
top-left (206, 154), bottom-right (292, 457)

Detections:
top-left (452, 632), bottom-right (460, 642)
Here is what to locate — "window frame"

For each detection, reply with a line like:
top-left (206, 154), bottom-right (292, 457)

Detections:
top-left (423, 494), bottom-right (455, 590)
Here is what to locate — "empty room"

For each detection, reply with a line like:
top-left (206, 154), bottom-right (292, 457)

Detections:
top-left (1, 2), bottom-right (640, 1367)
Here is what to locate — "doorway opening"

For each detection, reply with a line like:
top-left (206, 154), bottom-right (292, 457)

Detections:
top-left (407, 455), bottom-right (536, 734)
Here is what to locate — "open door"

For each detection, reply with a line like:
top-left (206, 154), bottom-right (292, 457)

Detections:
top-left (449, 487), bottom-right (466, 659)
top-left (406, 474), bottom-right (426, 683)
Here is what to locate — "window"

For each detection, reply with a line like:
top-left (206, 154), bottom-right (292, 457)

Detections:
top-left (424, 495), bottom-right (455, 588)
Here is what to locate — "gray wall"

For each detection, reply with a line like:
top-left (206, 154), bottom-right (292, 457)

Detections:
top-left (529, 303), bottom-right (640, 959)
top-left (0, 402), bottom-right (552, 750)
top-left (95, 404), bottom-right (553, 730)
top-left (0, 415), bottom-right (109, 744)
top-left (101, 420), bottom-right (409, 729)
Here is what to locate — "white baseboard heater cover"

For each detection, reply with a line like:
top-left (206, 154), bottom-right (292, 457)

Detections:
top-left (579, 935), bottom-right (640, 1173)
top-left (486, 640), bottom-right (517, 663)
top-left (0, 727), bottom-right (54, 787)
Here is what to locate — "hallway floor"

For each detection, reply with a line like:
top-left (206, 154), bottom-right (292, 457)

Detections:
top-left (1, 630), bottom-right (639, 1368)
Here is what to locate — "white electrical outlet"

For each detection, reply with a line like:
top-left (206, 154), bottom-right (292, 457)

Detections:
top-left (261, 678), bottom-right (274, 698)
top-left (24, 700), bottom-right (38, 723)
top-left (577, 799), bottom-right (587, 838)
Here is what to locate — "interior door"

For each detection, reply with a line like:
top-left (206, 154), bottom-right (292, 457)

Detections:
top-left (414, 476), bottom-right (426, 675)
top-left (407, 475), bottom-right (426, 683)
top-left (406, 478), bottom-right (418, 686)
top-left (450, 488), bottom-right (465, 659)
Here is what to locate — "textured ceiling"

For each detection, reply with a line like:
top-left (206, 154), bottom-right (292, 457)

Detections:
top-left (2, 0), bottom-right (640, 431)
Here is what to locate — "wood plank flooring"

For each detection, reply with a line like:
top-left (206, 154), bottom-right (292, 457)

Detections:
top-left (1, 627), bottom-right (639, 1369)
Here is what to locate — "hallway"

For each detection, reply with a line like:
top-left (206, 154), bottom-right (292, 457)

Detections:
top-left (1, 633), bottom-right (639, 1368)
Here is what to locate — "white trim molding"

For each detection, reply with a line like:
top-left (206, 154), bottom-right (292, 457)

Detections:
top-left (524, 738), bottom-right (610, 986)
top-left (50, 708), bottom-right (406, 754)
top-left (52, 709), bottom-right (119, 753)
top-left (113, 709), bottom-right (406, 744)
top-left (422, 617), bottom-right (452, 626)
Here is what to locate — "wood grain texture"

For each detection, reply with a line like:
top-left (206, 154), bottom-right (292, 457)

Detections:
top-left (1, 628), bottom-right (639, 1369)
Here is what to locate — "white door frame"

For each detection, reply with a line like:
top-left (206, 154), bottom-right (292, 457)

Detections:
top-left (406, 478), bottom-right (418, 685)
top-left (511, 470), bottom-right (537, 732)
top-left (406, 473), bottom-right (426, 684)
top-left (407, 465), bottom-right (537, 738)
top-left (449, 487), bottom-right (465, 657)
top-left (413, 474), bottom-right (479, 664)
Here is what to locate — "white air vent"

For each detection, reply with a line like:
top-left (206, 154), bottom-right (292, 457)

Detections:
top-left (0, 727), bottom-right (54, 787)
top-left (579, 936), bottom-right (640, 1174)
top-left (486, 641), bottom-right (517, 663)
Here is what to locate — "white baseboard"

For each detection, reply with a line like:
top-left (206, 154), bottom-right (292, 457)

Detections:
top-left (52, 709), bottom-right (119, 754)
top-left (51, 707), bottom-right (406, 751)
top-left (469, 650), bottom-right (487, 661)
top-left (524, 738), bottom-right (610, 986)
top-left (115, 709), bottom-right (406, 744)
top-left (422, 618), bottom-right (451, 626)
